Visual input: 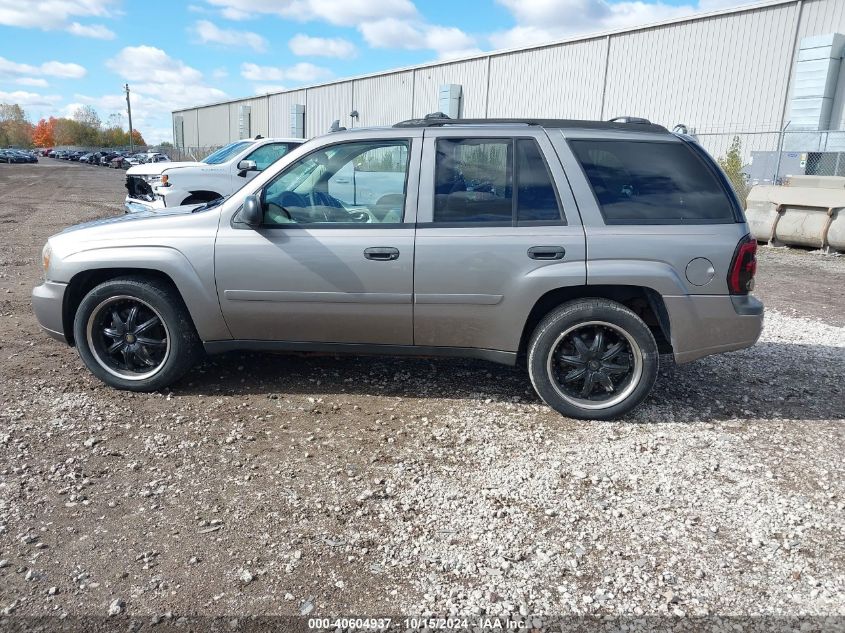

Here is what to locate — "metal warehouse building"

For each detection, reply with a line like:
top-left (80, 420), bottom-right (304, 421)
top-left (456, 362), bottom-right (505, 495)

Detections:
top-left (172, 0), bottom-right (845, 176)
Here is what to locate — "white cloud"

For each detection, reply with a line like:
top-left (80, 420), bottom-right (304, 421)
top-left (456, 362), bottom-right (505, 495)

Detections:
top-left (204, 0), bottom-right (476, 59)
top-left (61, 102), bottom-right (85, 117)
top-left (192, 19), bottom-right (267, 52)
top-left (39, 61), bottom-right (88, 79)
top-left (0, 0), bottom-right (118, 38)
top-left (77, 46), bottom-right (230, 145)
top-left (204, 0), bottom-right (416, 26)
top-left (66, 22), bottom-right (115, 39)
top-left (0, 90), bottom-right (62, 107)
top-left (490, 0), bottom-right (749, 48)
top-left (212, 66), bottom-right (229, 80)
top-left (0, 56), bottom-right (86, 80)
top-left (14, 77), bottom-right (49, 87)
top-left (361, 18), bottom-right (480, 60)
top-left (289, 33), bottom-right (356, 58)
top-left (241, 61), bottom-right (332, 84)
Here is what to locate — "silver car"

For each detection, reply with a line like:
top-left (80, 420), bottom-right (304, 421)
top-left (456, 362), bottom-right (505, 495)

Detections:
top-left (32, 116), bottom-right (763, 419)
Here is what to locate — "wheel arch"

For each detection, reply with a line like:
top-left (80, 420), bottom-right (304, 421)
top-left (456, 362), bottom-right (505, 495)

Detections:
top-left (182, 190), bottom-right (222, 205)
top-left (517, 285), bottom-right (672, 361)
top-left (59, 251), bottom-right (230, 345)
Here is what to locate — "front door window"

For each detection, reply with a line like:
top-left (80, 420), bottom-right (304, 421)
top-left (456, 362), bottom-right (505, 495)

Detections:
top-left (260, 140), bottom-right (410, 225)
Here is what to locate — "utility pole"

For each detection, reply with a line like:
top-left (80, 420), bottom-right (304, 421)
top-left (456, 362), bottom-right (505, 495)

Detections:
top-left (125, 83), bottom-right (134, 153)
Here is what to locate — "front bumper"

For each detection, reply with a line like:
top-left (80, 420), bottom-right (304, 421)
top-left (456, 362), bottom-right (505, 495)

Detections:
top-left (667, 294), bottom-right (764, 364)
top-left (32, 280), bottom-right (68, 344)
top-left (124, 195), bottom-right (166, 214)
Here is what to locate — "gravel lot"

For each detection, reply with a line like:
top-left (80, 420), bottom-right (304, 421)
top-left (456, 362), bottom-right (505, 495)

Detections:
top-left (0, 161), bottom-right (843, 626)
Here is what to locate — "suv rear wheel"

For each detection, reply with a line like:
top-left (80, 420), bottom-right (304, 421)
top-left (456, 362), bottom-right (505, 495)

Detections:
top-left (528, 298), bottom-right (658, 420)
top-left (73, 276), bottom-right (202, 391)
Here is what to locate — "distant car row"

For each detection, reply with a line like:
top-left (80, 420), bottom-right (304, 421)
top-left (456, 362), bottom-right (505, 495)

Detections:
top-left (44, 149), bottom-right (171, 169)
top-left (1, 148), bottom-right (39, 164)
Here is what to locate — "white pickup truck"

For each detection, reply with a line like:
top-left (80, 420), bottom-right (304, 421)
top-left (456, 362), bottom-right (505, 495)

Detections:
top-left (124, 136), bottom-right (303, 212)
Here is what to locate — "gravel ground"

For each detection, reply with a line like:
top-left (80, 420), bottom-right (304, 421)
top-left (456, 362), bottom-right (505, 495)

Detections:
top-left (0, 161), bottom-right (843, 627)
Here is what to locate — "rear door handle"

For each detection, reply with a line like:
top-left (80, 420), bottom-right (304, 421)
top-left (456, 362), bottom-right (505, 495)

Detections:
top-left (527, 246), bottom-right (566, 260)
top-left (364, 247), bottom-right (400, 261)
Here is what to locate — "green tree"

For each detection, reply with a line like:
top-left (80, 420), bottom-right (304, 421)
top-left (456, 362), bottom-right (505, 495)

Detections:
top-left (72, 105), bottom-right (102, 146)
top-left (717, 135), bottom-right (750, 205)
top-left (0, 103), bottom-right (33, 147)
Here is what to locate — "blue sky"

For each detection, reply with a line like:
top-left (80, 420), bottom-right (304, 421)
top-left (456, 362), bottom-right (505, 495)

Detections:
top-left (0, 0), bottom-right (751, 143)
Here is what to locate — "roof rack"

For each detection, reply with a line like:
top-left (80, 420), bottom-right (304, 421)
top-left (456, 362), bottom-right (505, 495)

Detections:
top-left (393, 114), bottom-right (667, 133)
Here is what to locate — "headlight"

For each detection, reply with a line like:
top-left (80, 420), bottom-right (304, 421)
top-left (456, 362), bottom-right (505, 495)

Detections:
top-left (141, 175), bottom-right (162, 184)
top-left (42, 243), bottom-right (52, 275)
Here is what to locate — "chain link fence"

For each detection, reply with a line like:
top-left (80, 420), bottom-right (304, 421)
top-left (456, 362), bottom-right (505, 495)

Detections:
top-left (694, 128), bottom-right (845, 185)
top-left (168, 146), bottom-right (221, 162)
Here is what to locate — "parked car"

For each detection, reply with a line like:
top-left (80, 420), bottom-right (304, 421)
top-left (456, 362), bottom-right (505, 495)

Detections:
top-left (144, 152), bottom-right (170, 164)
top-left (125, 136), bottom-right (302, 210)
top-left (33, 116), bottom-right (763, 419)
top-left (109, 154), bottom-right (126, 169)
top-left (0, 150), bottom-right (27, 163)
top-left (99, 152), bottom-right (119, 166)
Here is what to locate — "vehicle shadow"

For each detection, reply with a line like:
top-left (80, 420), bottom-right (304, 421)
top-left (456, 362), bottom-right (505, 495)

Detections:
top-left (173, 341), bottom-right (844, 422)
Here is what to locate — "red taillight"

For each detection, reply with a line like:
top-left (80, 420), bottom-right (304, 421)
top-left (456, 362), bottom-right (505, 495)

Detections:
top-left (728, 234), bottom-right (757, 294)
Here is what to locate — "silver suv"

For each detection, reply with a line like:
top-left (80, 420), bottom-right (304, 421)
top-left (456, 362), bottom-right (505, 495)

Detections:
top-left (32, 117), bottom-right (763, 420)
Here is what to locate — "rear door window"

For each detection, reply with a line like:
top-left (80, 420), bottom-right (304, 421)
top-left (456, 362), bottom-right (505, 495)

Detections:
top-left (568, 139), bottom-right (736, 224)
top-left (433, 137), bottom-right (564, 225)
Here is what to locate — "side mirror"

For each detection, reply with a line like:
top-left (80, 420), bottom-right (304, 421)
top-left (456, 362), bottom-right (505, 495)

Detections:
top-left (237, 159), bottom-right (257, 175)
top-left (241, 194), bottom-right (263, 227)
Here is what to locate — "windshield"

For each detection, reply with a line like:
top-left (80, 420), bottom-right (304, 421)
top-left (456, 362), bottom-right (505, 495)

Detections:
top-left (202, 141), bottom-right (254, 165)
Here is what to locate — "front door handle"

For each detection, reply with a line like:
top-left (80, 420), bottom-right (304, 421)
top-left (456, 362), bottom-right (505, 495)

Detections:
top-left (528, 246), bottom-right (566, 260)
top-left (364, 247), bottom-right (400, 261)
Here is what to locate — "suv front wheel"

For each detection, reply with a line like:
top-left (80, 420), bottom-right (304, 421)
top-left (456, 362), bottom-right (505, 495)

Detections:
top-left (73, 276), bottom-right (202, 391)
top-left (528, 298), bottom-right (659, 420)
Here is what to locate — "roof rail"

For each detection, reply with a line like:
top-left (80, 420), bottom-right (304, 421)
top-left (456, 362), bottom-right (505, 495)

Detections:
top-left (607, 116), bottom-right (652, 124)
top-left (393, 114), bottom-right (667, 132)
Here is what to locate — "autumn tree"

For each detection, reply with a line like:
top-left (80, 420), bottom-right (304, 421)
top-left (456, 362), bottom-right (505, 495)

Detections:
top-left (1, 102), bottom-right (148, 148)
top-left (32, 117), bottom-right (57, 147)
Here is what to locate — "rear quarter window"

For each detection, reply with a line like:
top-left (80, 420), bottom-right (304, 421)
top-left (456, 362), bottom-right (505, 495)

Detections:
top-left (569, 139), bottom-right (737, 224)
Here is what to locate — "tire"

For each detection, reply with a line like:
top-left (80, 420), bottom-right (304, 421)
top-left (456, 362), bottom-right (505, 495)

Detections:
top-left (527, 298), bottom-right (659, 420)
top-left (73, 276), bottom-right (203, 391)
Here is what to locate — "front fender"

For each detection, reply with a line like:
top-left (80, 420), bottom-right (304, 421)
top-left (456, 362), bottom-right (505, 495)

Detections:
top-left (56, 246), bottom-right (231, 341)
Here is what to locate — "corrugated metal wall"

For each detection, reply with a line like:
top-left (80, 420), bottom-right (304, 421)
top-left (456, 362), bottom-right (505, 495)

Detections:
top-left (195, 104), bottom-right (230, 147)
top-left (304, 81), bottom-right (353, 138)
top-left (179, 109), bottom-right (199, 147)
top-left (352, 71), bottom-right (414, 128)
top-left (487, 38), bottom-right (608, 119)
top-left (228, 97), bottom-right (269, 139)
top-left (173, 0), bottom-right (845, 146)
top-left (604, 2), bottom-right (799, 130)
top-left (411, 58), bottom-right (488, 118)
top-left (268, 90), bottom-right (307, 137)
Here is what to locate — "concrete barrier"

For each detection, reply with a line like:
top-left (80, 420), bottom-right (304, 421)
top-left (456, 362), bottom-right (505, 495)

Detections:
top-left (746, 176), bottom-right (845, 253)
